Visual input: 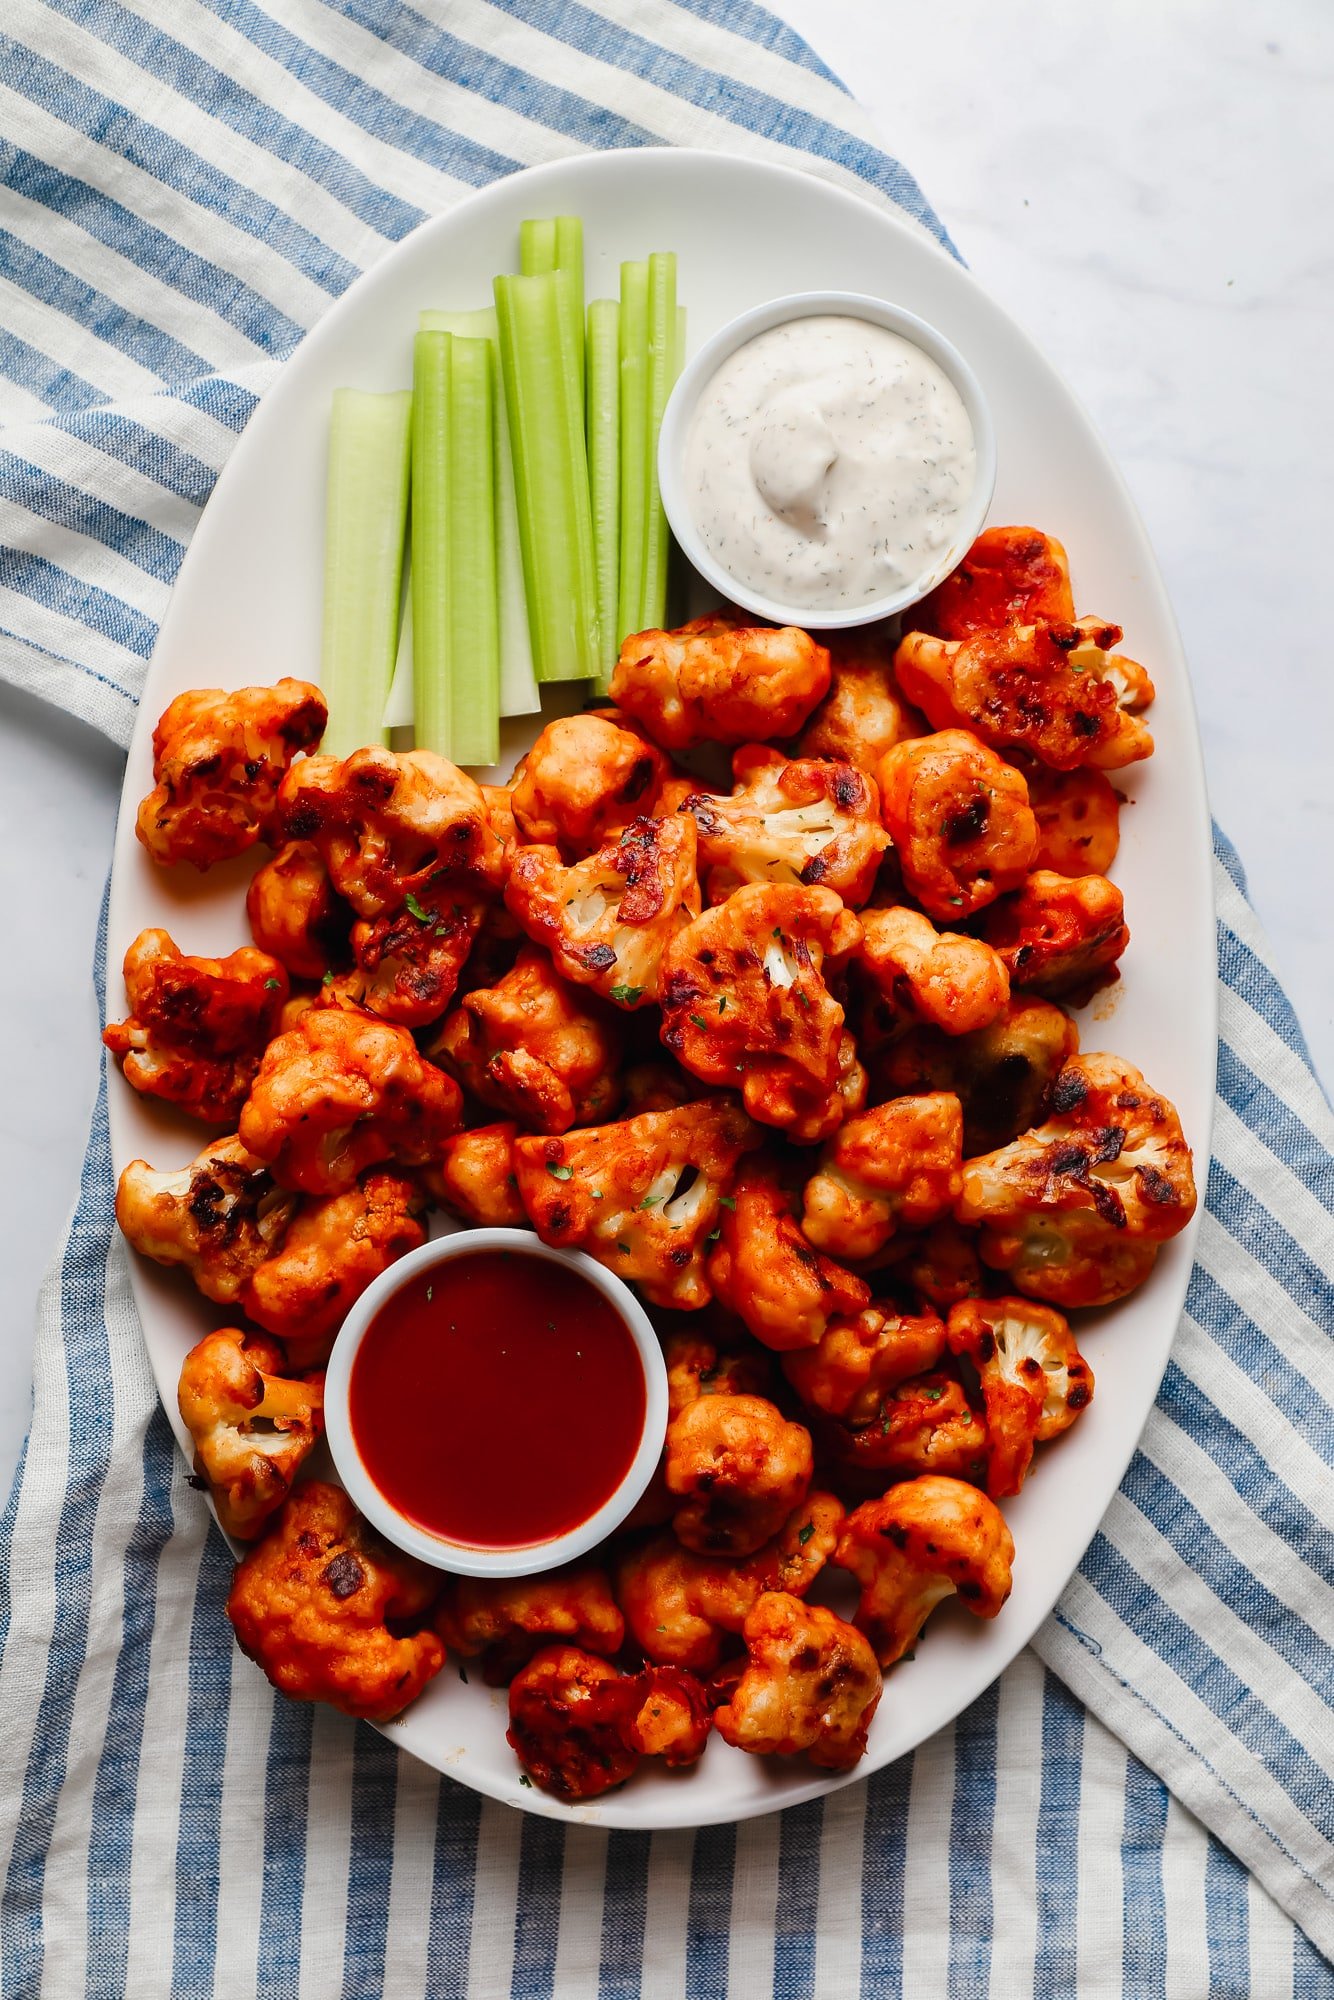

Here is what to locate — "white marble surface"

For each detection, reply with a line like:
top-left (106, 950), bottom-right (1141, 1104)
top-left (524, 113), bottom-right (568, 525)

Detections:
top-left (3, 0), bottom-right (1331, 1497)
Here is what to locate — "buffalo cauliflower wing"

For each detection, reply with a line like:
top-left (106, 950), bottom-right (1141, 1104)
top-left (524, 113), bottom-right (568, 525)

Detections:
top-left (505, 1645), bottom-right (641, 1799)
top-left (679, 746), bottom-right (888, 907)
top-left (660, 883), bottom-right (862, 1141)
top-left (782, 1303), bottom-right (948, 1427)
top-left (834, 1476), bottom-right (1015, 1666)
top-left (616, 1491), bottom-right (846, 1672)
top-left (513, 1096), bottom-right (760, 1310)
top-left (136, 678), bottom-right (327, 870)
top-left (226, 1481), bottom-right (444, 1720)
top-left (423, 1122), bottom-right (527, 1228)
top-left (978, 870), bottom-right (1129, 1001)
top-left (800, 1095), bottom-right (964, 1264)
top-left (177, 1327), bottom-right (323, 1539)
top-left (795, 632), bottom-right (926, 774)
top-left (432, 946), bottom-right (622, 1132)
top-left (714, 1593), bottom-right (881, 1771)
top-left (918, 526), bottom-right (1075, 638)
top-left (505, 814), bottom-right (700, 1011)
top-left (947, 1296), bottom-right (1094, 1498)
top-left (872, 995), bottom-right (1080, 1157)
top-left (707, 1159), bottom-right (870, 1351)
top-left (875, 729), bottom-right (1038, 920)
top-left (440, 1563), bottom-right (625, 1684)
top-left (115, 1135), bottom-right (292, 1307)
top-left (103, 928), bottom-right (288, 1125)
top-left (348, 889), bottom-right (486, 1028)
top-left (279, 746), bottom-right (500, 918)
top-left (622, 1666), bottom-right (712, 1767)
top-left (611, 614), bottom-right (831, 751)
top-left (511, 713), bottom-right (670, 853)
top-left (664, 1393), bottom-right (814, 1556)
top-left (246, 841), bottom-right (353, 981)
top-left (239, 1005), bottom-right (461, 1195)
top-left (856, 906), bottom-right (1010, 1040)
top-left (1025, 765), bottom-right (1122, 878)
top-left (242, 1170), bottom-right (426, 1368)
top-left (893, 622), bottom-right (1154, 772)
top-left (829, 1371), bottom-right (989, 1487)
top-left (957, 1052), bottom-right (1197, 1307)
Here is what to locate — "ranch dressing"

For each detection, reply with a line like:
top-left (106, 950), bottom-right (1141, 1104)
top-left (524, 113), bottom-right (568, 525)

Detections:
top-left (683, 315), bottom-right (976, 613)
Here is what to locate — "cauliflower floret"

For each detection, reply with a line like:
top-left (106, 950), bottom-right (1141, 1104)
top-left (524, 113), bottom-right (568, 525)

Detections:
top-left (834, 1475), bottom-right (1015, 1666)
top-left (664, 1393), bottom-right (813, 1556)
top-left (505, 814), bottom-right (700, 1011)
top-left (663, 1328), bottom-right (775, 1416)
top-left (136, 678), bottom-right (327, 870)
top-left (958, 1052), bottom-right (1197, 1307)
top-left (660, 883), bottom-right (862, 1141)
top-left (347, 889), bottom-right (486, 1028)
top-left (856, 906), bottom-right (1010, 1039)
top-left (439, 1563), bottom-right (625, 1684)
top-left (279, 746), bottom-right (501, 918)
top-left (505, 1645), bottom-right (641, 1799)
top-left (611, 615), bottom-right (831, 751)
top-left (782, 1304), bottom-right (947, 1426)
top-left (795, 630), bottom-right (926, 773)
top-left (707, 1159), bottom-right (870, 1351)
top-left (800, 1095), bottom-right (964, 1264)
top-left (177, 1328), bottom-right (323, 1540)
top-left (714, 1593), bottom-right (882, 1771)
top-left (918, 526), bottom-right (1075, 638)
top-left (239, 1006), bottom-right (461, 1195)
top-left (876, 729), bottom-right (1038, 921)
top-left (872, 996), bottom-right (1081, 1157)
top-left (423, 1122), bottom-right (527, 1228)
top-left (226, 1481), bottom-right (444, 1721)
top-left (679, 746), bottom-right (888, 907)
top-left (115, 1136), bottom-right (293, 1306)
top-left (893, 622), bottom-right (1154, 772)
top-left (242, 1170), bottom-right (426, 1369)
top-left (978, 870), bottom-right (1129, 1000)
top-left (513, 1096), bottom-right (760, 1310)
top-left (829, 1371), bottom-right (989, 1486)
top-left (615, 1492), bottom-right (845, 1671)
top-left (103, 928), bottom-right (288, 1125)
top-left (431, 946), bottom-right (622, 1133)
top-left (1025, 765), bottom-right (1122, 877)
top-left (246, 841), bottom-right (353, 981)
top-left (511, 713), bottom-right (670, 853)
top-left (622, 1666), bottom-right (712, 1766)
top-left (947, 1297), bottom-right (1094, 1499)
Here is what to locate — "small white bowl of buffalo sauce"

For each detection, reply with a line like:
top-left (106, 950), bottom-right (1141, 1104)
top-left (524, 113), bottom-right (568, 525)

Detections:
top-left (324, 1231), bottom-right (669, 1578)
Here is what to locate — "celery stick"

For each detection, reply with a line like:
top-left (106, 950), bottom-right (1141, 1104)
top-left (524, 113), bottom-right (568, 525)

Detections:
top-left (382, 558), bottom-right (413, 730)
top-left (411, 331), bottom-right (452, 758)
top-left (586, 296), bottom-right (621, 691)
top-left (446, 336), bottom-right (499, 766)
top-left (519, 217), bottom-right (557, 273)
top-left (639, 251), bottom-right (678, 634)
top-left (321, 388), bottom-right (412, 759)
top-left (494, 270), bottom-right (600, 683)
top-left (421, 307), bottom-right (538, 716)
top-left (616, 259), bottom-right (649, 648)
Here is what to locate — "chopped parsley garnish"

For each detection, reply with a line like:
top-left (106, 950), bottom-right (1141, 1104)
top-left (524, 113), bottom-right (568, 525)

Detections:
top-left (689, 1014), bottom-right (707, 1029)
top-left (718, 1195), bottom-right (736, 1211)
top-left (263, 977), bottom-right (281, 991)
top-left (772, 926), bottom-right (783, 939)
top-left (321, 970), bottom-right (335, 986)
top-left (617, 1240), bottom-right (633, 1254)
top-left (608, 983), bottom-right (642, 1005)
top-left (404, 891), bottom-right (431, 923)
top-left (545, 1162), bottom-right (573, 1181)
top-left (923, 1385), bottom-right (945, 1402)
top-left (518, 1773), bottom-right (532, 1787)
top-left (638, 1194), bottom-right (661, 1209)
top-left (798, 1522), bottom-right (815, 1545)
top-left (705, 1228), bottom-right (721, 1246)
top-left (718, 997), bottom-right (727, 1013)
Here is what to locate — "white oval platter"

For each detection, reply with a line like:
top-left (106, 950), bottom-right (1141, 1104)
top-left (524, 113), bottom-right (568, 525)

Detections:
top-left (106, 147), bottom-right (1216, 1829)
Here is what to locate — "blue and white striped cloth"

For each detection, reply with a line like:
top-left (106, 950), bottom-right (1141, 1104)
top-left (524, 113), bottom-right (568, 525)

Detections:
top-left (1, 5), bottom-right (1332, 1995)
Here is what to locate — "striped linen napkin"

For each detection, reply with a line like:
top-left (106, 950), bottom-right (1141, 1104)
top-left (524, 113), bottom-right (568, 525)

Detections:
top-left (1, 4), bottom-right (1331, 1995)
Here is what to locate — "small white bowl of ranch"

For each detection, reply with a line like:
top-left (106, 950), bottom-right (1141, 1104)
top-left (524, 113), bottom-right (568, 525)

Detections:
top-left (658, 291), bottom-right (995, 629)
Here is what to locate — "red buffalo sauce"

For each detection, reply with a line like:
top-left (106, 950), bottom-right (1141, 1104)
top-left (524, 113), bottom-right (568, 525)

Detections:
top-left (348, 1250), bottom-right (647, 1549)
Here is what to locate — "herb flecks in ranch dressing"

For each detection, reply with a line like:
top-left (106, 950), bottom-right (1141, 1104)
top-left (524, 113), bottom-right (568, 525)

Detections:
top-left (684, 315), bottom-right (977, 612)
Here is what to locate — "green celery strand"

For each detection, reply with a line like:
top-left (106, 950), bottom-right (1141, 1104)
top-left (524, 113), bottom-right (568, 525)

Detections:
top-left (446, 336), bottom-right (500, 766)
top-left (411, 331), bottom-right (453, 757)
top-left (639, 251), bottom-right (678, 634)
top-left (586, 296), bottom-right (621, 692)
top-left (321, 387), bottom-right (412, 759)
top-left (616, 259), bottom-right (649, 649)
